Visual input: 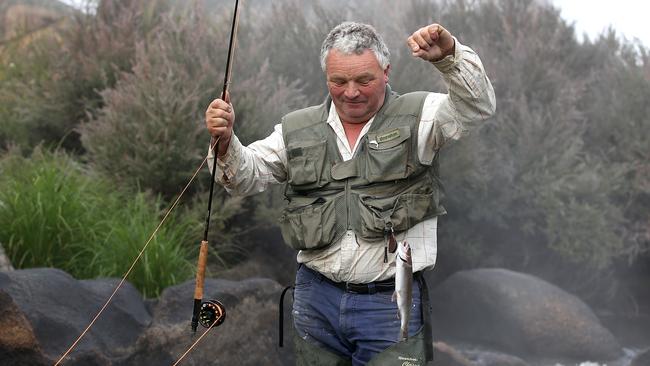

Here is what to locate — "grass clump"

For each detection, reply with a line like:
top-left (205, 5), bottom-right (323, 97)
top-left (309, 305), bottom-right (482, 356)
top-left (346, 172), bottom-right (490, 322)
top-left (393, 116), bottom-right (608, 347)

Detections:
top-left (0, 148), bottom-right (199, 297)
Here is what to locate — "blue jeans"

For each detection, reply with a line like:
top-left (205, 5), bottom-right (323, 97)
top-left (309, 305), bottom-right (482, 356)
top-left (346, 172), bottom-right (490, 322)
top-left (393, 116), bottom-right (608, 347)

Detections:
top-left (292, 265), bottom-right (423, 365)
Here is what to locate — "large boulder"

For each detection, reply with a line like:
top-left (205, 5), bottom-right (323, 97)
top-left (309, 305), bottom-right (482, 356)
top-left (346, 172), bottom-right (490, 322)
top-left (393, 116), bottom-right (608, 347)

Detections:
top-left (119, 277), bottom-right (294, 366)
top-left (431, 268), bottom-right (622, 361)
top-left (0, 268), bottom-right (151, 362)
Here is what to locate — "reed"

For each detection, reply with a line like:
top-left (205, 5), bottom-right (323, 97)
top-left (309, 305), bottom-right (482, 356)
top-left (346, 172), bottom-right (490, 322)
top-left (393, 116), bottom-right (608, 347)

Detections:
top-left (0, 148), bottom-right (198, 297)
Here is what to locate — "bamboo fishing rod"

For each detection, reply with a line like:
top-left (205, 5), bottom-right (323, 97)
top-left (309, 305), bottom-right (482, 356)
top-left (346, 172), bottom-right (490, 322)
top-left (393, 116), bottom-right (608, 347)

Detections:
top-left (191, 0), bottom-right (241, 335)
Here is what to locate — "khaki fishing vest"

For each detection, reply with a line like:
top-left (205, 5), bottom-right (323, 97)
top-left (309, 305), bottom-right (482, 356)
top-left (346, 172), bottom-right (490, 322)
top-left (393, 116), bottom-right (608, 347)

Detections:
top-left (279, 86), bottom-right (446, 251)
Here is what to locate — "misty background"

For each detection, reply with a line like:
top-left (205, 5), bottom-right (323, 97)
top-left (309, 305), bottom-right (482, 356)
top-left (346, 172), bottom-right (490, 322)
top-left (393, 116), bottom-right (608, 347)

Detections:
top-left (1, 0), bottom-right (649, 356)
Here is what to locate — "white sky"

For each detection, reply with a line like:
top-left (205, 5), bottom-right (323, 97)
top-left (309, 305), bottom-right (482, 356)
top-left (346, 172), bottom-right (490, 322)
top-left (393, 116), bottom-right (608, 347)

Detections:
top-left (551, 0), bottom-right (650, 47)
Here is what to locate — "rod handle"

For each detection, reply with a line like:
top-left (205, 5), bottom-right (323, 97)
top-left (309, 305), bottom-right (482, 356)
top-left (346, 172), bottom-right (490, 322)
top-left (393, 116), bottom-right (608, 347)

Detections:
top-left (194, 240), bottom-right (209, 300)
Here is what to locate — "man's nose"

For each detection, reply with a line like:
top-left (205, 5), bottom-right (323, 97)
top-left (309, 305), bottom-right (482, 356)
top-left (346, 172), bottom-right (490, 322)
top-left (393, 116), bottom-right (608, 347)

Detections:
top-left (344, 83), bottom-right (360, 98)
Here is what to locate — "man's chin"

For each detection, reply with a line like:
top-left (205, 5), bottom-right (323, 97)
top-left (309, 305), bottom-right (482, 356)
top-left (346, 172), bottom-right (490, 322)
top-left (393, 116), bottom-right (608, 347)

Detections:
top-left (342, 115), bottom-right (372, 124)
top-left (342, 107), bottom-right (369, 117)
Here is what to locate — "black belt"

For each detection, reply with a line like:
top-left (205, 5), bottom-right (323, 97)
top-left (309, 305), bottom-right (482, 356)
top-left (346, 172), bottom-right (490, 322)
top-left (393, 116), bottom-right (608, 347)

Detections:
top-left (333, 280), bottom-right (395, 294)
top-left (316, 270), bottom-right (395, 294)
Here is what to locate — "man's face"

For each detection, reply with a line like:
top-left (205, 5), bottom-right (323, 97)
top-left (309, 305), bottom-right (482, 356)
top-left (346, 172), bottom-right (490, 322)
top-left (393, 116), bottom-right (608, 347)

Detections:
top-left (325, 49), bottom-right (389, 124)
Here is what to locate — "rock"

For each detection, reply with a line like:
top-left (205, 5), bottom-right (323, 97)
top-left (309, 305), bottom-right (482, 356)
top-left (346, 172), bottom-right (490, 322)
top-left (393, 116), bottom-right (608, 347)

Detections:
top-left (0, 243), bottom-right (13, 271)
top-left (431, 268), bottom-right (622, 361)
top-left (65, 350), bottom-right (111, 366)
top-left (631, 348), bottom-right (650, 366)
top-left (119, 277), bottom-right (294, 366)
top-left (150, 277), bottom-right (283, 325)
top-left (0, 268), bottom-right (151, 362)
top-left (0, 266), bottom-right (298, 365)
top-left (0, 290), bottom-right (50, 365)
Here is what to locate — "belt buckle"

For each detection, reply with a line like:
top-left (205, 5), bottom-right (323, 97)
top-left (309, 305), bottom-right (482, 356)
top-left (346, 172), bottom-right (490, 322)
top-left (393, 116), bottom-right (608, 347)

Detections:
top-left (344, 282), bottom-right (357, 293)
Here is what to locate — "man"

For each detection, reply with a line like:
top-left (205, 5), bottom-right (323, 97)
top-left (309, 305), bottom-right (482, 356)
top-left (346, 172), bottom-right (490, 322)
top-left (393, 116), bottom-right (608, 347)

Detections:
top-left (205, 21), bottom-right (495, 365)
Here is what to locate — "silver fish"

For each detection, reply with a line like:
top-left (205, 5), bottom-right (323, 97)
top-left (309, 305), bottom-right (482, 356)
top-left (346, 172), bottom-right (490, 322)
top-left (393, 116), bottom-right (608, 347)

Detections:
top-left (392, 240), bottom-right (413, 341)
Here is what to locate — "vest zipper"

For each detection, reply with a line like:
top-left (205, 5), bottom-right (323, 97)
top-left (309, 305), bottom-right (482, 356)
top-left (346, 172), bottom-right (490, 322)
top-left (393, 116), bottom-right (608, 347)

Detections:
top-left (345, 178), bottom-right (351, 231)
top-left (384, 222), bottom-right (396, 263)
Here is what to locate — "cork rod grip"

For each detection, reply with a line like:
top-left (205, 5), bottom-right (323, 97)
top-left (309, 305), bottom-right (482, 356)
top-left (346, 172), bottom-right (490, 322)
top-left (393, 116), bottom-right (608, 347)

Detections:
top-left (194, 240), bottom-right (209, 300)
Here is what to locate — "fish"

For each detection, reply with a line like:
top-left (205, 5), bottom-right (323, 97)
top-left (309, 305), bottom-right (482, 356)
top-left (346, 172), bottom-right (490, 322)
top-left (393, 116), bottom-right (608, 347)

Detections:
top-left (392, 240), bottom-right (413, 342)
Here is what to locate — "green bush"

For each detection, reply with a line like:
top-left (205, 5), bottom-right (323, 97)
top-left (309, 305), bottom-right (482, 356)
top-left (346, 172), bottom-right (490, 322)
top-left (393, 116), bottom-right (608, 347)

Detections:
top-left (0, 148), bottom-right (199, 297)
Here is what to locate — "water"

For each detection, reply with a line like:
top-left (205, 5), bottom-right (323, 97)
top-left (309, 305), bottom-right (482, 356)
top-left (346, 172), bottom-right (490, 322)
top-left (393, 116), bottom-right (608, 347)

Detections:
top-left (530, 347), bottom-right (643, 366)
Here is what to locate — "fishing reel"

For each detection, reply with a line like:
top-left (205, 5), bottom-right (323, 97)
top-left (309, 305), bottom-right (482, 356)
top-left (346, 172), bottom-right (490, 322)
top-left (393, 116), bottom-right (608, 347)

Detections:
top-left (198, 299), bottom-right (226, 328)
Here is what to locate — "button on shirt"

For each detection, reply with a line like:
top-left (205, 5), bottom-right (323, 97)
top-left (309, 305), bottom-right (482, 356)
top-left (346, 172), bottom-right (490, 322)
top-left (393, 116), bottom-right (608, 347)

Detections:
top-left (208, 39), bottom-right (496, 283)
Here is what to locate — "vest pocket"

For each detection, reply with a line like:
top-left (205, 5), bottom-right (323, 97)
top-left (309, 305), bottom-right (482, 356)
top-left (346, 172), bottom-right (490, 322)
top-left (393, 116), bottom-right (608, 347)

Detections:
top-left (286, 140), bottom-right (327, 188)
top-left (357, 191), bottom-right (437, 238)
top-left (279, 195), bottom-right (339, 250)
top-left (365, 126), bottom-right (410, 182)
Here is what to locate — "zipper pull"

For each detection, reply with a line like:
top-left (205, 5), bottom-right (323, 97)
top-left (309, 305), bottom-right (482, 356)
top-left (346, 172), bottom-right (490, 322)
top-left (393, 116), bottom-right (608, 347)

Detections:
top-left (385, 222), bottom-right (397, 254)
top-left (388, 223), bottom-right (397, 254)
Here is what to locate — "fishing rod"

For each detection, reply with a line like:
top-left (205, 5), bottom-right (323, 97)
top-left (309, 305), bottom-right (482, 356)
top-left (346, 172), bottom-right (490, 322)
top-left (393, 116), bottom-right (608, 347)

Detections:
top-left (52, 3), bottom-right (242, 363)
top-left (191, 0), bottom-right (241, 334)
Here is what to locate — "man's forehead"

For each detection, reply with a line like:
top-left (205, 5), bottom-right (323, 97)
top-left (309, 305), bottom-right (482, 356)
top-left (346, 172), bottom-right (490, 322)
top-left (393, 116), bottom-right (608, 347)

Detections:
top-left (326, 49), bottom-right (382, 73)
top-left (327, 71), bottom-right (376, 80)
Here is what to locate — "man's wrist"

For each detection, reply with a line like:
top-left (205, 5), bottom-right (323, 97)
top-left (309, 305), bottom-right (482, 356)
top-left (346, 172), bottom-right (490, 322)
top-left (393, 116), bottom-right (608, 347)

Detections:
top-left (216, 135), bottom-right (232, 158)
top-left (430, 38), bottom-right (456, 63)
top-left (430, 37), bottom-right (461, 72)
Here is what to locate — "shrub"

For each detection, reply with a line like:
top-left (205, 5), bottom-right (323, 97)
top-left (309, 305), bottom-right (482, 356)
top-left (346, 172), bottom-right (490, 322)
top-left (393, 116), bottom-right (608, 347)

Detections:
top-left (79, 3), bottom-right (308, 204)
top-left (79, 6), bottom-right (230, 199)
top-left (0, 0), bottom-right (171, 153)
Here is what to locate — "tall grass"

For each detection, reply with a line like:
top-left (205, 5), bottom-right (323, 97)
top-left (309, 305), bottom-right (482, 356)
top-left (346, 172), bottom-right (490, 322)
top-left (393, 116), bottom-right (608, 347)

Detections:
top-left (0, 148), bottom-right (199, 297)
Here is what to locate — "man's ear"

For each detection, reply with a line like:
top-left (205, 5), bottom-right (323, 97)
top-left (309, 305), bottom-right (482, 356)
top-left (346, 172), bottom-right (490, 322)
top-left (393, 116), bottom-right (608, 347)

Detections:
top-left (384, 64), bottom-right (391, 83)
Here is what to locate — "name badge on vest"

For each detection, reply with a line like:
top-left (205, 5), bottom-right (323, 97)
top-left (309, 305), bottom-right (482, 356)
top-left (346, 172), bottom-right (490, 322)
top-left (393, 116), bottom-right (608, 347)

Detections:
top-left (369, 128), bottom-right (407, 149)
top-left (377, 129), bottom-right (401, 143)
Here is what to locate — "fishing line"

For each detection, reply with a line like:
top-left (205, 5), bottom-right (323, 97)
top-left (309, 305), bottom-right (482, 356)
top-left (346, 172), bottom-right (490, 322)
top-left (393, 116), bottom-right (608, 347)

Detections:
top-left (56, 0), bottom-right (242, 361)
top-left (170, 312), bottom-right (220, 366)
top-left (190, 0), bottom-right (240, 336)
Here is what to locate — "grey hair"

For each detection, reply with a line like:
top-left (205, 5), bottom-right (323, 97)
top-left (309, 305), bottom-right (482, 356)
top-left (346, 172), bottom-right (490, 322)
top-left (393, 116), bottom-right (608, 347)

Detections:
top-left (320, 21), bottom-right (390, 72)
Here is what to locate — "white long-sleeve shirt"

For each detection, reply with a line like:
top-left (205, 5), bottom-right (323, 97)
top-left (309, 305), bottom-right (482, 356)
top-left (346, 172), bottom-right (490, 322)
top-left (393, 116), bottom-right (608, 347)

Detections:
top-left (208, 40), bottom-right (496, 283)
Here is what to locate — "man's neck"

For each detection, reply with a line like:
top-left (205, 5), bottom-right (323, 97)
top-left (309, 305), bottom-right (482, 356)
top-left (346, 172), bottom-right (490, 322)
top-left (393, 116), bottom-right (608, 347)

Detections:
top-left (341, 120), bottom-right (368, 151)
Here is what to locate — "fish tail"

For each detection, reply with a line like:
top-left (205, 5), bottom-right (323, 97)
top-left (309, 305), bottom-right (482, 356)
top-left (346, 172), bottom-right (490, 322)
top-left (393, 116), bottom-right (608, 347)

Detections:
top-left (400, 327), bottom-right (408, 342)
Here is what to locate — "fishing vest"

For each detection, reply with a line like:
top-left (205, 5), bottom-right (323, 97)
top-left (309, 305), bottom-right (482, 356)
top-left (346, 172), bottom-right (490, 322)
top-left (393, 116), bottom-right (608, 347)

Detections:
top-left (279, 86), bottom-right (446, 251)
